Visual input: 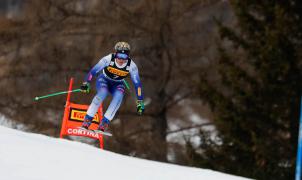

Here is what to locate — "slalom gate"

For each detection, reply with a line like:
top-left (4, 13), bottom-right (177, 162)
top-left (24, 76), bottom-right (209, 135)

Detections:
top-left (59, 78), bottom-right (104, 149)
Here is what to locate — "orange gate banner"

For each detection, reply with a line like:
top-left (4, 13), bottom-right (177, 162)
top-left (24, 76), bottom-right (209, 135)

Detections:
top-left (59, 78), bottom-right (104, 149)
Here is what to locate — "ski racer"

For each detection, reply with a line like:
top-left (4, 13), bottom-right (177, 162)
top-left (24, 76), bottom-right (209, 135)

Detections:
top-left (80, 41), bottom-right (144, 132)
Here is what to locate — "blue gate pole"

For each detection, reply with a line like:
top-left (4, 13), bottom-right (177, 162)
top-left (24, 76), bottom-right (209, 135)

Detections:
top-left (296, 97), bottom-right (302, 180)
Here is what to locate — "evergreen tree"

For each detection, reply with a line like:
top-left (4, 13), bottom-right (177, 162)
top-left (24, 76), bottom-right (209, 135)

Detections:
top-left (195, 1), bottom-right (302, 179)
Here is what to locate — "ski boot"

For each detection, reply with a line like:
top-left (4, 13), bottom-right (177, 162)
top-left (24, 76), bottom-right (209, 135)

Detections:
top-left (81, 115), bottom-right (94, 129)
top-left (98, 117), bottom-right (110, 132)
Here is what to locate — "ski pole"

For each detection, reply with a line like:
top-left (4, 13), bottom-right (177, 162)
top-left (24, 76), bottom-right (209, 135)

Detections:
top-left (34, 89), bottom-right (82, 101)
top-left (123, 79), bottom-right (131, 91)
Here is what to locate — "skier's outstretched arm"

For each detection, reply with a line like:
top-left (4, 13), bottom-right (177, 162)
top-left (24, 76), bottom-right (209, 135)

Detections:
top-left (130, 62), bottom-right (144, 115)
top-left (130, 62), bottom-right (144, 100)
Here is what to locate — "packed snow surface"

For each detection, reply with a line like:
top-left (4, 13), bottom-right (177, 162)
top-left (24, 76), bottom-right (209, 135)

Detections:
top-left (0, 125), bottom-right (252, 180)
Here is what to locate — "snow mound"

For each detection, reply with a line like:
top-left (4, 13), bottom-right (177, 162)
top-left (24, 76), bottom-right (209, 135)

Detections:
top-left (0, 125), bottom-right (252, 180)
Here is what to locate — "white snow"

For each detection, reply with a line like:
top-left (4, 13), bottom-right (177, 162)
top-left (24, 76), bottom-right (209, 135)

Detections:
top-left (0, 125), bottom-right (252, 180)
top-left (0, 114), bottom-right (28, 130)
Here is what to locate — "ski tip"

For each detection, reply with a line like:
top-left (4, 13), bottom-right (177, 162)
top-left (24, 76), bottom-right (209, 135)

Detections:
top-left (105, 133), bottom-right (113, 137)
top-left (77, 127), bottom-right (113, 137)
top-left (94, 130), bottom-right (113, 137)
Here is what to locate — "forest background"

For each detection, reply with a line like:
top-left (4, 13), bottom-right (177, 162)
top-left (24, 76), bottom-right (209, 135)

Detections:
top-left (0, 1), bottom-right (301, 180)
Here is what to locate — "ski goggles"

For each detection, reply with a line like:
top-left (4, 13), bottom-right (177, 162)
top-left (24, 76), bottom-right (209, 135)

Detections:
top-left (116, 53), bottom-right (128, 60)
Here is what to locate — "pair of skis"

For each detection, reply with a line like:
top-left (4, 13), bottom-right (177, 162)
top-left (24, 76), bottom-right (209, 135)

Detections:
top-left (78, 127), bottom-right (112, 137)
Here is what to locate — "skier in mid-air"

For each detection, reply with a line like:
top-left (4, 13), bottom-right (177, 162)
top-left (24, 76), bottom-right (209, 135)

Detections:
top-left (80, 41), bottom-right (144, 133)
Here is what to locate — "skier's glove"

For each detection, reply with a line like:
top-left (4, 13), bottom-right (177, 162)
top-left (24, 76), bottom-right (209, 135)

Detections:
top-left (80, 82), bottom-right (90, 93)
top-left (136, 100), bottom-right (145, 115)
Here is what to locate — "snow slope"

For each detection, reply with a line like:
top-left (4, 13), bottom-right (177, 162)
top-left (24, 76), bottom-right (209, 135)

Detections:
top-left (0, 125), bottom-right (252, 180)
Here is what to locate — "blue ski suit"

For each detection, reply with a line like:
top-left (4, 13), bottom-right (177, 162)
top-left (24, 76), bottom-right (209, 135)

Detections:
top-left (84, 53), bottom-right (143, 121)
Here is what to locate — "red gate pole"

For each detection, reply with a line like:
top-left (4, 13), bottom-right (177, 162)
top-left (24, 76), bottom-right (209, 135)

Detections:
top-left (60, 78), bottom-right (74, 138)
top-left (98, 105), bottom-right (104, 149)
top-left (99, 136), bottom-right (104, 149)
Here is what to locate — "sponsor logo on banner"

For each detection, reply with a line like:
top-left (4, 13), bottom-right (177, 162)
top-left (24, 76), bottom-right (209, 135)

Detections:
top-left (67, 128), bottom-right (100, 139)
top-left (69, 108), bottom-right (100, 123)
